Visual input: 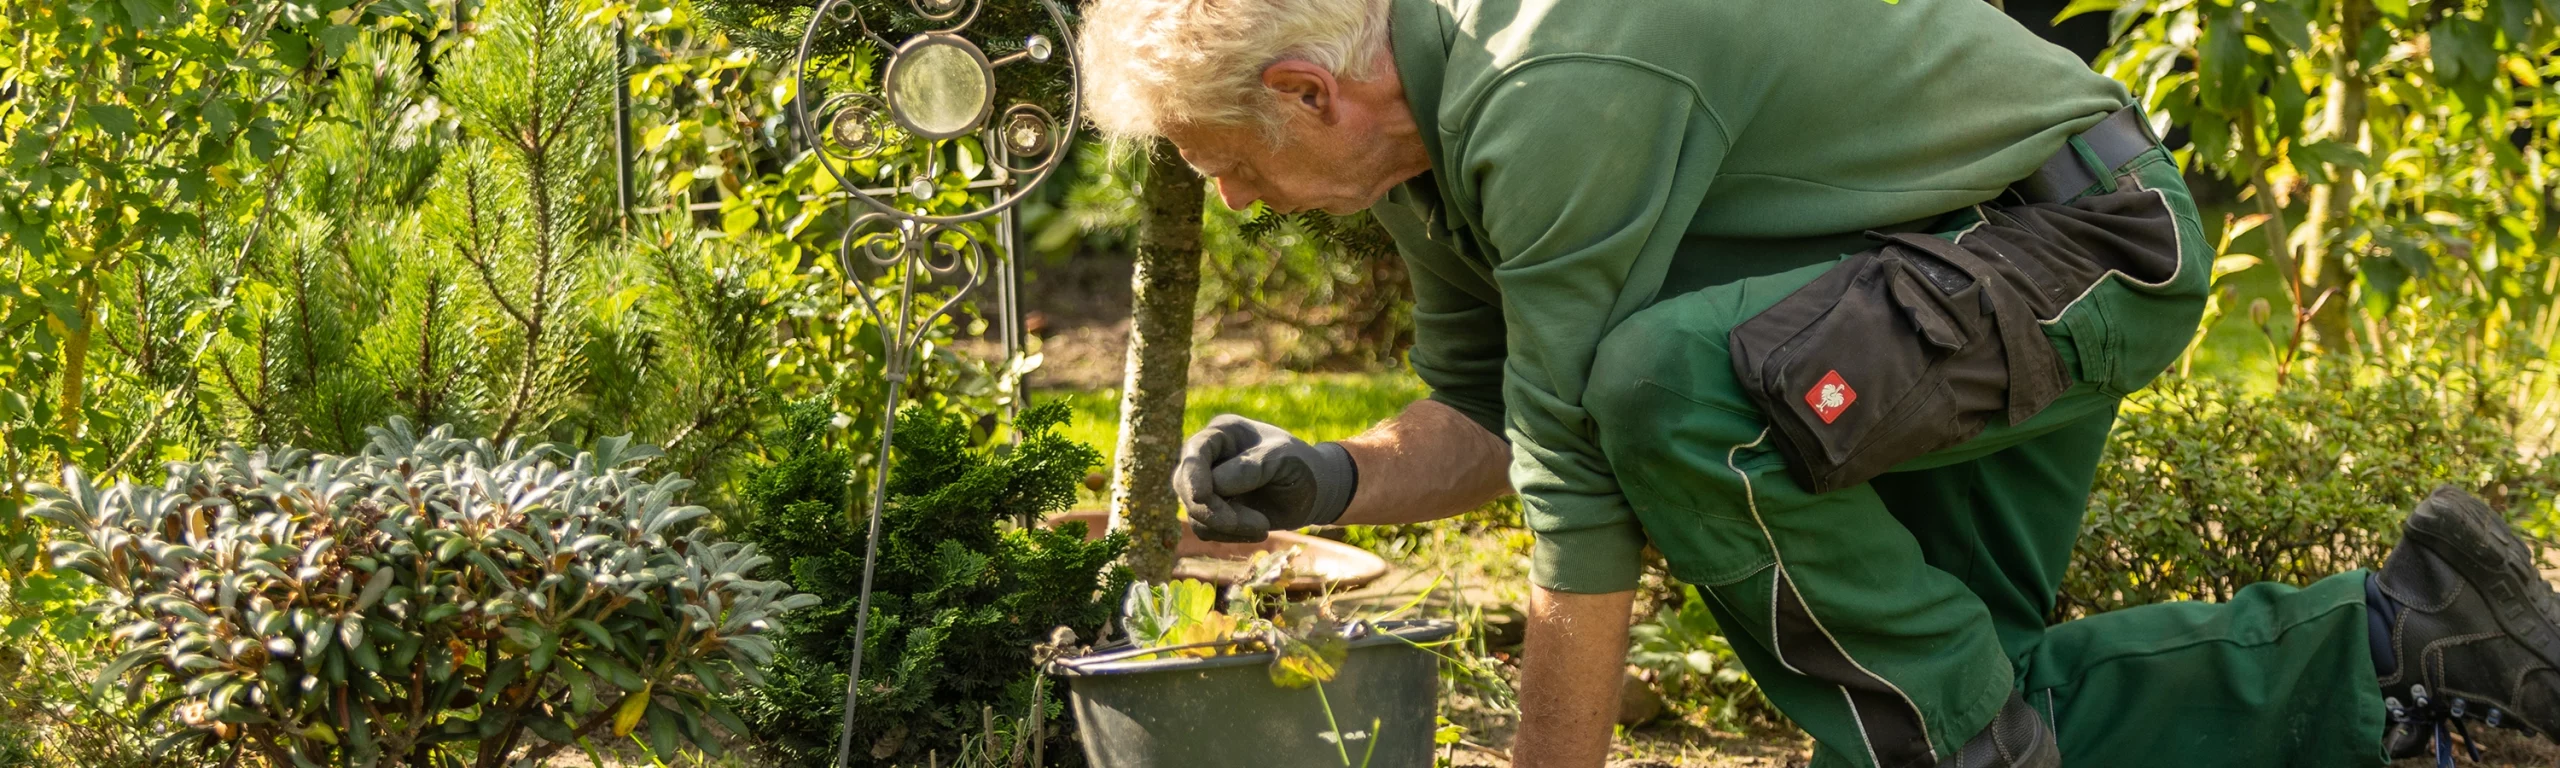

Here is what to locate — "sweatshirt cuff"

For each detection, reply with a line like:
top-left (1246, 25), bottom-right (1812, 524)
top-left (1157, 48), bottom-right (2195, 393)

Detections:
top-left (1529, 520), bottom-right (1648, 594)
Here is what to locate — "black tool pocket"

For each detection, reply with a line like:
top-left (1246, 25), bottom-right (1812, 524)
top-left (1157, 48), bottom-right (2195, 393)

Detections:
top-left (1726, 184), bottom-right (2186, 495)
top-left (1728, 247), bottom-right (2018, 494)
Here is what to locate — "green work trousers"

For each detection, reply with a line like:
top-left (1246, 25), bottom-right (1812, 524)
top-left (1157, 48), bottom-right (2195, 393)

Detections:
top-left (1584, 148), bottom-right (2384, 767)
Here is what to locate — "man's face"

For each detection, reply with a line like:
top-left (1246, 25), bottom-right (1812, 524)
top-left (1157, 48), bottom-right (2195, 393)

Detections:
top-left (1164, 118), bottom-right (1409, 216)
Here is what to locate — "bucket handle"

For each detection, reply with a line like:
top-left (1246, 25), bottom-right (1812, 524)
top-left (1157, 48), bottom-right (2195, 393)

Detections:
top-left (1052, 637), bottom-right (1264, 672)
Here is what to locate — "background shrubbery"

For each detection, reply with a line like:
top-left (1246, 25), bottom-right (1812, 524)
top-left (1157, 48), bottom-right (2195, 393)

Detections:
top-left (731, 401), bottom-right (1126, 767)
top-left (2067, 354), bottom-right (2560, 617)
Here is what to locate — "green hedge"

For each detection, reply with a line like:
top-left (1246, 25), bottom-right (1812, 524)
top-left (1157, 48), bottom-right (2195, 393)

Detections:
top-left (2063, 359), bottom-right (2558, 618)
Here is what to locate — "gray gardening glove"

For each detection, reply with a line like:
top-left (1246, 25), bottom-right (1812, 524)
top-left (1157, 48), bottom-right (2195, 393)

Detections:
top-left (1173, 414), bottom-right (1358, 543)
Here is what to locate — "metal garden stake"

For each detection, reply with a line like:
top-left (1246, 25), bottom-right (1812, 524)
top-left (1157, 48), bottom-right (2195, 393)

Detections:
top-left (789, 0), bottom-right (1082, 764)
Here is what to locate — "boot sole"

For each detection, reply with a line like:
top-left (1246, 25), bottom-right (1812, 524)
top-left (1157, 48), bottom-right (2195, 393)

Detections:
top-left (2404, 486), bottom-right (2560, 714)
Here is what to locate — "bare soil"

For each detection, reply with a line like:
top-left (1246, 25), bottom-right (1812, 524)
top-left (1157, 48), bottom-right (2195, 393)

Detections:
top-left (1005, 250), bottom-right (1375, 391)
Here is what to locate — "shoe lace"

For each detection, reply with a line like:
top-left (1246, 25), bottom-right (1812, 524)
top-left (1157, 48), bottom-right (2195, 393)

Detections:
top-left (2389, 685), bottom-right (2491, 767)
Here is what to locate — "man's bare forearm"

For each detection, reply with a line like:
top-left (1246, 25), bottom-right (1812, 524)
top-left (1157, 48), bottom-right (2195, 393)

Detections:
top-left (1333, 399), bottom-right (1512, 526)
top-left (1513, 585), bottom-right (1635, 767)
top-left (1338, 401), bottom-right (1624, 765)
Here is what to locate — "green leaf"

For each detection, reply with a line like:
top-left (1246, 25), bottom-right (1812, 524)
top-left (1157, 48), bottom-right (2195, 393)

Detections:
top-left (642, 698), bottom-right (681, 758)
top-left (567, 618), bottom-right (611, 647)
top-left (316, 23), bottom-right (359, 61)
top-left (1267, 632), bottom-right (1344, 688)
top-left (1122, 579), bottom-right (1219, 648)
top-left (118, 0), bottom-right (165, 26)
top-left (135, 206), bottom-right (198, 239)
top-left (2052, 0), bottom-right (2121, 24)
top-left (720, 205), bottom-right (757, 238)
top-left (483, 657), bottom-right (526, 705)
top-left (245, 120), bottom-right (279, 161)
top-left (201, 96), bottom-right (237, 136)
top-left (390, 633), bottom-right (423, 669)
top-left (346, 703), bottom-right (376, 754)
top-left (2358, 255), bottom-right (2413, 315)
top-left (354, 568), bottom-right (394, 611)
top-left (466, 550), bottom-right (511, 585)
top-left (707, 703), bottom-right (752, 744)
top-left (1267, 605), bottom-right (1347, 689)
top-left (684, 658), bottom-right (731, 696)
top-left (85, 105), bottom-right (139, 137)
top-left (271, 31), bottom-right (312, 70)
top-left (434, 536), bottom-right (470, 563)
top-left (567, 667), bottom-right (600, 712)
top-left (526, 713), bottom-right (578, 744)
top-left (955, 137), bottom-right (986, 180)
top-left (2430, 25), bottom-right (2467, 83)
top-left (350, 633), bottom-right (383, 673)
top-left (671, 698), bottom-right (721, 756)
top-left (2293, 140), bottom-right (2371, 179)
top-left (2257, 2), bottom-right (2313, 51)
top-left (584, 654), bottom-right (647, 690)
top-left (2200, 13), bottom-right (2251, 112)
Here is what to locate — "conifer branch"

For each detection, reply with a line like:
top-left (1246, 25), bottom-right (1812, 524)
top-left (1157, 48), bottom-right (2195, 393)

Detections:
top-left (406, 274), bottom-right (451, 426)
top-left (454, 169), bottom-right (533, 329)
top-left (214, 355), bottom-right (268, 425)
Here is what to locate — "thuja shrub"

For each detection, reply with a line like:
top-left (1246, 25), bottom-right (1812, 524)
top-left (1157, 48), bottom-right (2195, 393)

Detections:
top-left (32, 419), bottom-right (815, 767)
top-left (2062, 359), bottom-right (2560, 618)
top-left (733, 401), bottom-right (1126, 767)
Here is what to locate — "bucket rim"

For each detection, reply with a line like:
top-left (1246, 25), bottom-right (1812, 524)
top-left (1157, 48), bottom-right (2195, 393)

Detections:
top-left (1051, 619), bottom-right (1457, 677)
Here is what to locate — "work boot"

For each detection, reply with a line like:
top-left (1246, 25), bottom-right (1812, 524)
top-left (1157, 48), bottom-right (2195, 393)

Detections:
top-left (1937, 691), bottom-right (2057, 768)
top-left (2372, 486), bottom-right (2560, 762)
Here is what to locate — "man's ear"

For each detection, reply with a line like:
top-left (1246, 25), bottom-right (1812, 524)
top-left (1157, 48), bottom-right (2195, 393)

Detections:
top-left (1261, 60), bottom-right (1339, 124)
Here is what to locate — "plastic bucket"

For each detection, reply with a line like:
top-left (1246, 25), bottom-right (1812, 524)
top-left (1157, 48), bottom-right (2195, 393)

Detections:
top-left (1055, 620), bottom-right (1455, 768)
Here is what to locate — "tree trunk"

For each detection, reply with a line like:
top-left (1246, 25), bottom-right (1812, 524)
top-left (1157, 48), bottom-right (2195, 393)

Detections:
top-left (1108, 142), bottom-right (1205, 583)
top-left (2300, 0), bottom-right (2369, 352)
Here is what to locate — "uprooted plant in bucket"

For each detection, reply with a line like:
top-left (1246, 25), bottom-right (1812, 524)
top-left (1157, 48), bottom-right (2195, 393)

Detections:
top-left (1053, 554), bottom-right (1456, 768)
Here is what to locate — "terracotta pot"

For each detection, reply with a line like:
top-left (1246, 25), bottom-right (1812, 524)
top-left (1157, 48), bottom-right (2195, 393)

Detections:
top-left (1045, 511), bottom-right (1389, 594)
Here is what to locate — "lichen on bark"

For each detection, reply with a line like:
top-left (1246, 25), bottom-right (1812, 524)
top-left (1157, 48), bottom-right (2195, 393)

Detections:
top-left (1108, 141), bottom-right (1206, 583)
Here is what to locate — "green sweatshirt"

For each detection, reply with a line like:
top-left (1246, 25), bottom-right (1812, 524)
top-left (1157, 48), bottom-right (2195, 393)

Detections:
top-left (1366, 0), bottom-right (2131, 593)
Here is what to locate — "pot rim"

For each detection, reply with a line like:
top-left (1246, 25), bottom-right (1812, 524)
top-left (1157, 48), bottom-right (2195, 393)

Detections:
top-left (1051, 619), bottom-right (1457, 677)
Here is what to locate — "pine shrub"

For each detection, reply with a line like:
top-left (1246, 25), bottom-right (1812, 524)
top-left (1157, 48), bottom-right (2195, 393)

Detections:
top-left (734, 400), bottom-right (1126, 767)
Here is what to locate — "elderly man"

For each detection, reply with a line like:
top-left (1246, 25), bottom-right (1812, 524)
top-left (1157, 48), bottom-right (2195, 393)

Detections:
top-left (1076, 1), bottom-right (2560, 766)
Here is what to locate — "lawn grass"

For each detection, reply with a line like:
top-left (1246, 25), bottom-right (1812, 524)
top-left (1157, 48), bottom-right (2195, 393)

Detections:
top-left (1035, 370), bottom-right (1432, 467)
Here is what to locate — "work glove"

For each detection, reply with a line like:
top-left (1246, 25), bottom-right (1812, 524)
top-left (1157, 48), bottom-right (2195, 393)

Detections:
top-left (1173, 414), bottom-right (1358, 543)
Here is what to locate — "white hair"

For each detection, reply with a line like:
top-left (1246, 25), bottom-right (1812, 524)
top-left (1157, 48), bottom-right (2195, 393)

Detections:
top-left (1076, 0), bottom-right (1393, 139)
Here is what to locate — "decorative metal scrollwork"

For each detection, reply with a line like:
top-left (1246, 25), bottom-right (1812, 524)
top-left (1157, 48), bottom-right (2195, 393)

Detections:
top-left (999, 103), bottom-right (1056, 167)
top-left (817, 94), bottom-right (890, 158)
top-left (793, 0), bottom-right (1078, 225)
top-left (793, 1), bottom-right (1081, 765)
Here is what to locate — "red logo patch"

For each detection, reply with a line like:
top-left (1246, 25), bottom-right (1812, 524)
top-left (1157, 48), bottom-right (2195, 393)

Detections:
top-left (1806, 370), bottom-right (1856, 425)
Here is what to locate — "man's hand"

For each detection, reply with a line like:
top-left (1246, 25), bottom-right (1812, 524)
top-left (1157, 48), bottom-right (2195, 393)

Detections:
top-left (1173, 415), bottom-right (1357, 542)
top-left (1513, 586), bottom-right (1636, 768)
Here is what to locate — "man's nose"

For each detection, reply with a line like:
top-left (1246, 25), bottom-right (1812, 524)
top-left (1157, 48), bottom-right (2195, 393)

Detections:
top-left (1214, 178), bottom-right (1257, 210)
